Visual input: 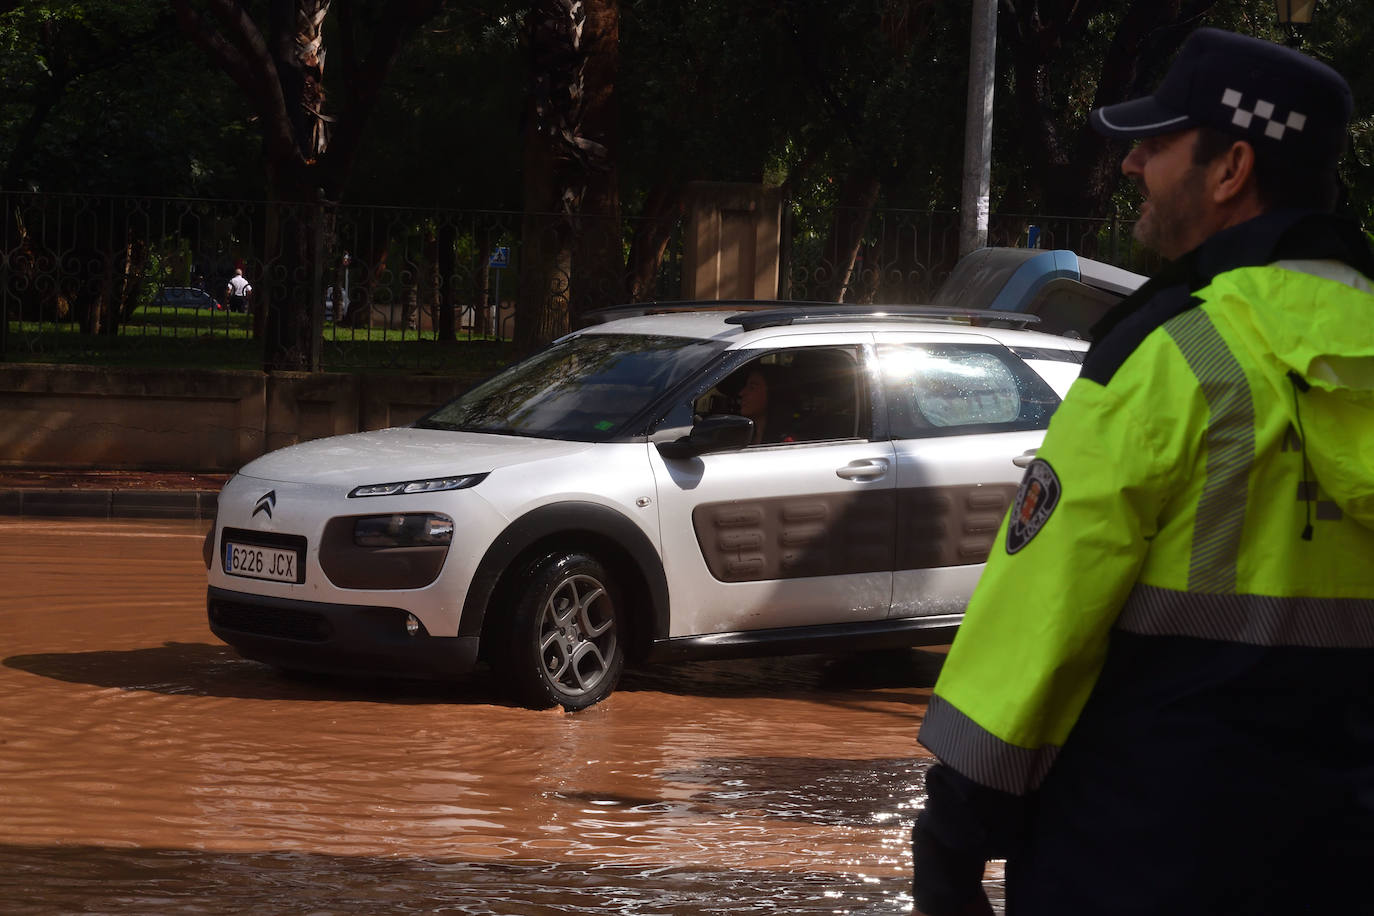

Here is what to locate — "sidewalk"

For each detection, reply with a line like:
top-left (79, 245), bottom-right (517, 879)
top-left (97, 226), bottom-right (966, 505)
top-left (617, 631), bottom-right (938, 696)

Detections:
top-left (0, 469), bottom-right (229, 520)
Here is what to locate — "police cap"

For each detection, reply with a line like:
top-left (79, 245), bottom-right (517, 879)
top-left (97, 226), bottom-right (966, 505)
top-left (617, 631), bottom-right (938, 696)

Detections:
top-left (1090, 28), bottom-right (1352, 168)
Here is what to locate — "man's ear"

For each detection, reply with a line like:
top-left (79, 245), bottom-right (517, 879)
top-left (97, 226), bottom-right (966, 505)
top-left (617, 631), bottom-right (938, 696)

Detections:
top-left (1211, 141), bottom-right (1257, 204)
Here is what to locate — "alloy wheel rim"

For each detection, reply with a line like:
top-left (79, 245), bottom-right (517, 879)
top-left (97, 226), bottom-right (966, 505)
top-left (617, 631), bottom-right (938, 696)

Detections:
top-left (536, 573), bottom-right (617, 697)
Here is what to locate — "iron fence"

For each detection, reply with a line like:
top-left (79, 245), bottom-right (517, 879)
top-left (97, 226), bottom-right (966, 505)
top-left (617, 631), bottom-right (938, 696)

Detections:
top-left (2, 191), bottom-right (1147, 372)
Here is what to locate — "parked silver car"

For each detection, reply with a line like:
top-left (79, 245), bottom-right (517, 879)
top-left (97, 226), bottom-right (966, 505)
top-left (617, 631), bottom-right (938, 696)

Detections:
top-left (205, 303), bottom-right (1093, 709)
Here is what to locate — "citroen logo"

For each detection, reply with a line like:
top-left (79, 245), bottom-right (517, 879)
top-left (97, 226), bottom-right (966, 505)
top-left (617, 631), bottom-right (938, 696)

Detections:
top-left (253, 490), bottom-right (277, 519)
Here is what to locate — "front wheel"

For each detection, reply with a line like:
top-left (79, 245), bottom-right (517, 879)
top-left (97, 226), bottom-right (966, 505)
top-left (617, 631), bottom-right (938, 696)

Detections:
top-left (497, 551), bottom-right (624, 710)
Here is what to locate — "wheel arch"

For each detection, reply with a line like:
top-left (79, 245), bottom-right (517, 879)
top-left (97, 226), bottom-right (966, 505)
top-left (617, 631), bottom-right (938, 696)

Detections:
top-left (460, 501), bottom-right (669, 658)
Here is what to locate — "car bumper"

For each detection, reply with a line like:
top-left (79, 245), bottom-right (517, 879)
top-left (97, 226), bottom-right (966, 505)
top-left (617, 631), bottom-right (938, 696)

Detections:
top-left (207, 586), bottom-right (480, 679)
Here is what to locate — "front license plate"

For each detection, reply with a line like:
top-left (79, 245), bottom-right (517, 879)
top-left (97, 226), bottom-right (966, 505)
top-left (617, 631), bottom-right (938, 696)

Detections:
top-left (224, 541), bottom-right (302, 583)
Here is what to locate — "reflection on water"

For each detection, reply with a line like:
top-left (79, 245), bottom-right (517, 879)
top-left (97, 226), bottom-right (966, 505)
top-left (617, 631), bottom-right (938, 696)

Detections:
top-left (0, 844), bottom-right (918, 915)
top-left (0, 520), bottom-right (998, 914)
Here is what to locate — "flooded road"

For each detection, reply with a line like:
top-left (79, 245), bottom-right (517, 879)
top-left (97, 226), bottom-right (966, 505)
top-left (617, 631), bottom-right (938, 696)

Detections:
top-left (0, 518), bottom-right (987, 914)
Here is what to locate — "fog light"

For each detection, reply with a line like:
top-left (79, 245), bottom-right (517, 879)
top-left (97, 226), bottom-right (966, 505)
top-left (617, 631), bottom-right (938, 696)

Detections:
top-left (405, 613), bottom-right (422, 637)
top-left (354, 513), bottom-right (455, 548)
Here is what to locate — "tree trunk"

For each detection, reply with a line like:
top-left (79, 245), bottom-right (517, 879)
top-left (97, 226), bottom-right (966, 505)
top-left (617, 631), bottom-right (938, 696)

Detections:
top-left (823, 171), bottom-right (881, 303)
top-left (437, 222), bottom-right (458, 342)
top-left (514, 0), bottom-right (585, 353)
top-left (569, 0), bottom-right (623, 321)
top-left (515, 145), bottom-right (573, 353)
top-left (118, 227), bottom-right (150, 324)
top-left (261, 193), bottom-right (317, 371)
top-left (69, 208), bottom-right (108, 336)
top-left (625, 181), bottom-right (684, 302)
top-left (474, 236), bottom-right (493, 337)
top-left (256, 0), bottom-right (331, 370)
top-left (346, 209), bottom-right (393, 329)
top-left (173, 0), bottom-right (447, 368)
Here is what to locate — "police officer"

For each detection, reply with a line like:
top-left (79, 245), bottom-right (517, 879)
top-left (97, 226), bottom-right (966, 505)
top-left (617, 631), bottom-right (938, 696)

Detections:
top-left (912, 28), bottom-right (1374, 916)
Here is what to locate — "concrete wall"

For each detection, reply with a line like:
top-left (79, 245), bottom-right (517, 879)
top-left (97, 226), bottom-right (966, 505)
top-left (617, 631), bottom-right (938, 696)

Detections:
top-left (0, 365), bottom-right (484, 473)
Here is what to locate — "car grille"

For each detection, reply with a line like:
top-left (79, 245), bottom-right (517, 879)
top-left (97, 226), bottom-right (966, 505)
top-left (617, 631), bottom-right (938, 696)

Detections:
top-left (209, 600), bottom-right (333, 642)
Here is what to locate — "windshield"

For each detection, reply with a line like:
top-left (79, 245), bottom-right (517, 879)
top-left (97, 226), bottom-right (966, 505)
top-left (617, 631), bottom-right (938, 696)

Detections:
top-left (417, 332), bottom-right (727, 441)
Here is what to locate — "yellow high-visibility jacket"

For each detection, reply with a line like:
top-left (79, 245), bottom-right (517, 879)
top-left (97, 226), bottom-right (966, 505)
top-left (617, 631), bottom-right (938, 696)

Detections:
top-left (915, 211), bottom-right (1374, 914)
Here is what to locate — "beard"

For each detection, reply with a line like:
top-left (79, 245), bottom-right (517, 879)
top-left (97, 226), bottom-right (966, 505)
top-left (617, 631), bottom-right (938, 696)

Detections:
top-left (1131, 164), bottom-right (1210, 260)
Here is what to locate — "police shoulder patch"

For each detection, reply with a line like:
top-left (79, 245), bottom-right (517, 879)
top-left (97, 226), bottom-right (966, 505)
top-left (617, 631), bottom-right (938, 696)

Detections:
top-left (1006, 458), bottom-right (1061, 555)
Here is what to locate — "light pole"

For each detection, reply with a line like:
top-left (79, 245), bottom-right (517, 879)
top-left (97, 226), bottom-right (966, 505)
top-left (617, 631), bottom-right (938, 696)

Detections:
top-left (1275, 0), bottom-right (1315, 48)
top-left (341, 251), bottom-right (350, 320)
top-left (959, 0), bottom-right (998, 258)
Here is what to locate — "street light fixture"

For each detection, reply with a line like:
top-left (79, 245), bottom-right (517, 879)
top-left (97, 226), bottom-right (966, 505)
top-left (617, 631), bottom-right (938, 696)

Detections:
top-left (1275, 0), bottom-right (1316, 47)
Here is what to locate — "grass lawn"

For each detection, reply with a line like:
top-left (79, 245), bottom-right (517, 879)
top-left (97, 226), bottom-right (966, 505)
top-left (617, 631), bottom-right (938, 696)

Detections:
top-left (4, 304), bottom-right (517, 374)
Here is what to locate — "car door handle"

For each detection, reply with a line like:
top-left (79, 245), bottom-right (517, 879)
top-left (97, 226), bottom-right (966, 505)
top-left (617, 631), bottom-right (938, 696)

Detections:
top-left (1013, 449), bottom-right (1038, 468)
top-left (836, 458), bottom-right (889, 481)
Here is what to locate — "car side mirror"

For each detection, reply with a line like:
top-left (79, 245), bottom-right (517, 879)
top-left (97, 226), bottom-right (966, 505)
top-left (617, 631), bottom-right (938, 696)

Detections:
top-left (655, 414), bottom-right (754, 459)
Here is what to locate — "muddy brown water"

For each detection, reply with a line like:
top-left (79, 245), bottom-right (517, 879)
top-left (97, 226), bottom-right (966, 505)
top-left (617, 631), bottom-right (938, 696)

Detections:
top-left (0, 518), bottom-right (1003, 914)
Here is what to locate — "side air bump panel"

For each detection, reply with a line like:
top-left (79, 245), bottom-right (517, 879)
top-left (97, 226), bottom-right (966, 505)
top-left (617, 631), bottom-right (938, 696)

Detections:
top-left (897, 484), bottom-right (1016, 569)
top-left (694, 491), bottom-right (894, 583)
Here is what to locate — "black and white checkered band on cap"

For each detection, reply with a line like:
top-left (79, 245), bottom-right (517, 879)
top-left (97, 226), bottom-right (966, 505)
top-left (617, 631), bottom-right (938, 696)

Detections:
top-left (1090, 28), bottom-right (1351, 167)
top-left (1221, 89), bottom-right (1306, 140)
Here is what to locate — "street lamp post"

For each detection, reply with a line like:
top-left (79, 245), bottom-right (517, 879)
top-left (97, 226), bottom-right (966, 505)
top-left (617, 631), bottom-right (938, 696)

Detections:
top-left (341, 251), bottom-right (350, 320)
top-left (959, 0), bottom-right (997, 258)
top-left (1275, 0), bottom-right (1316, 48)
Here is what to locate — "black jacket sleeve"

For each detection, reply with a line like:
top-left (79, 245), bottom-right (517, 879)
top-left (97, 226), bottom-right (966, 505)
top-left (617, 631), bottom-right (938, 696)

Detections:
top-left (912, 763), bottom-right (1031, 914)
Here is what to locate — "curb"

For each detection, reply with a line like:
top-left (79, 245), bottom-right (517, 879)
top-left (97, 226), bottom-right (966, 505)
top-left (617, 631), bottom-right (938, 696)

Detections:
top-left (0, 488), bottom-right (218, 520)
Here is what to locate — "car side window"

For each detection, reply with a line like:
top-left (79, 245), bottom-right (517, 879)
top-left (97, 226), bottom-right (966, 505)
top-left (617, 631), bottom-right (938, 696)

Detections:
top-left (692, 346), bottom-right (869, 446)
top-left (878, 342), bottom-right (1060, 439)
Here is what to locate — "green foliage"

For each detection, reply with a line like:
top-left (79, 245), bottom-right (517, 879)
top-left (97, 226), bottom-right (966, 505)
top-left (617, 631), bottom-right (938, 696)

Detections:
top-left (619, 0), bottom-right (790, 187)
top-left (0, 0), bottom-right (257, 195)
top-left (343, 2), bottom-right (526, 208)
top-left (4, 0), bottom-right (1373, 242)
top-left (1304, 0), bottom-right (1374, 227)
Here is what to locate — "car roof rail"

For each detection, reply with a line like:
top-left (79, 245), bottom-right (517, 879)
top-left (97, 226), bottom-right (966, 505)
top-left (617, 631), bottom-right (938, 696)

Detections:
top-left (722, 305), bottom-right (1043, 332)
top-left (581, 300), bottom-right (1045, 330)
top-left (580, 300), bottom-right (824, 325)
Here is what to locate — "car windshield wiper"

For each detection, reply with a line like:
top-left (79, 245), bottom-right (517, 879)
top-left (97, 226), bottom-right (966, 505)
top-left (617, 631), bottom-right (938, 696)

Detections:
top-left (415, 420), bottom-right (508, 434)
top-left (436, 422), bottom-right (535, 437)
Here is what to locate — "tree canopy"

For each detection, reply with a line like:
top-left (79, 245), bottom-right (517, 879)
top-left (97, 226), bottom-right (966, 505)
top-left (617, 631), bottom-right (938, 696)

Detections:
top-left (4, 1), bottom-right (1368, 216)
top-left (3, 0), bottom-right (1371, 355)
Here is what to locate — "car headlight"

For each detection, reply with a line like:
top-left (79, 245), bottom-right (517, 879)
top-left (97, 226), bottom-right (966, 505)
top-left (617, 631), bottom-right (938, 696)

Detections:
top-left (353, 513), bottom-right (455, 548)
top-left (348, 473), bottom-right (487, 498)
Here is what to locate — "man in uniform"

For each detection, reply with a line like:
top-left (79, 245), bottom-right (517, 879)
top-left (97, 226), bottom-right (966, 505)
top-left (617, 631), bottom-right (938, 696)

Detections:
top-left (912, 28), bottom-right (1374, 916)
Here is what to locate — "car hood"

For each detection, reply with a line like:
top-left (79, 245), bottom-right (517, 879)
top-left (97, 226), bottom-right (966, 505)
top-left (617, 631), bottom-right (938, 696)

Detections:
top-left (234, 427), bottom-right (596, 487)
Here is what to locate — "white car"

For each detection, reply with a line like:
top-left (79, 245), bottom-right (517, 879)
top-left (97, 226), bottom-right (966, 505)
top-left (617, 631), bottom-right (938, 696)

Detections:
top-left (205, 304), bottom-right (1089, 709)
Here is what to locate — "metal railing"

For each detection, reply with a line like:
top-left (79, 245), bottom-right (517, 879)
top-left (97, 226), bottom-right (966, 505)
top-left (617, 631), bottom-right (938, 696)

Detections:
top-left (2, 191), bottom-right (1146, 372)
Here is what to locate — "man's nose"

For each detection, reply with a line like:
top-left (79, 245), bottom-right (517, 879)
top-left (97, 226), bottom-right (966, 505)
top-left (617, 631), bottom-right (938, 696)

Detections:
top-left (1121, 144), bottom-right (1146, 177)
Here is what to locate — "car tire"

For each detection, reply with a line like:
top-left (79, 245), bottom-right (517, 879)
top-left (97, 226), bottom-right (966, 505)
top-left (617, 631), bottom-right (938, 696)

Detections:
top-left (496, 550), bottom-right (624, 711)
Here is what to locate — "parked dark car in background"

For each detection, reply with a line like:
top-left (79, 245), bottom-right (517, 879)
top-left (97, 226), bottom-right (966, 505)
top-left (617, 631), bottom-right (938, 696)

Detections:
top-left (935, 248), bottom-right (1146, 339)
top-left (152, 287), bottom-right (223, 310)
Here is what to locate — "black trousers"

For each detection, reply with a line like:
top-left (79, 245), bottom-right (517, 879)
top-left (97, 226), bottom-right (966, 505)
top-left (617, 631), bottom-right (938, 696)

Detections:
top-left (1007, 632), bottom-right (1374, 915)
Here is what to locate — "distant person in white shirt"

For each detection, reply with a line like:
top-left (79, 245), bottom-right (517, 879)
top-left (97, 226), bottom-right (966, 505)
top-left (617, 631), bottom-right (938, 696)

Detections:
top-left (225, 268), bottom-right (252, 313)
